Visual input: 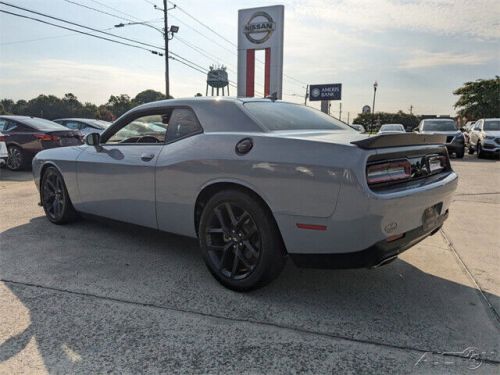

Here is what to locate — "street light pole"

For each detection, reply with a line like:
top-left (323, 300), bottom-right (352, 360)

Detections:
top-left (163, 0), bottom-right (169, 98)
top-left (372, 81), bottom-right (378, 132)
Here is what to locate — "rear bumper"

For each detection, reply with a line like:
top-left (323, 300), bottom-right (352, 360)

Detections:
top-left (290, 210), bottom-right (448, 269)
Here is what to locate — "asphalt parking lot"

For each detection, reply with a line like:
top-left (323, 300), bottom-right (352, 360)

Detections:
top-left (0, 155), bottom-right (499, 374)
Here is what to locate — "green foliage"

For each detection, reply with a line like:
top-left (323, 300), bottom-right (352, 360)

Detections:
top-left (453, 76), bottom-right (500, 120)
top-left (0, 89), bottom-right (171, 120)
top-left (352, 110), bottom-right (420, 132)
top-left (132, 89), bottom-right (167, 105)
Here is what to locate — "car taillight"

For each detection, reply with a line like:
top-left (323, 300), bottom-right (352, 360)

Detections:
top-left (367, 160), bottom-right (411, 185)
top-left (35, 133), bottom-right (60, 141)
top-left (0, 135), bottom-right (6, 142)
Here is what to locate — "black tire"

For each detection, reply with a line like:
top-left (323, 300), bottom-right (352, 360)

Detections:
top-left (6, 145), bottom-right (25, 171)
top-left (468, 145), bottom-right (474, 155)
top-left (199, 189), bottom-right (286, 291)
top-left (41, 166), bottom-right (78, 224)
top-left (477, 143), bottom-right (483, 159)
top-left (456, 147), bottom-right (465, 159)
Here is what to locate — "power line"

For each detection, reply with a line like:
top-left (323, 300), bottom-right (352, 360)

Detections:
top-left (1, 2), bottom-right (164, 51)
top-left (0, 26), bottom-right (113, 45)
top-left (63, 0), bottom-right (131, 22)
top-left (167, 1), bottom-right (236, 47)
top-left (0, 9), bottom-right (162, 55)
top-left (87, 0), bottom-right (142, 21)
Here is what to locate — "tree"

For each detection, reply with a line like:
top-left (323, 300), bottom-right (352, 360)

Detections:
top-left (453, 76), bottom-right (500, 120)
top-left (106, 94), bottom-right (132, 118)
top-left (132, 89), bottom-right (166, 106)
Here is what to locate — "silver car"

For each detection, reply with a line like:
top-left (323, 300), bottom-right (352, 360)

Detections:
top-left (415, 118), bottom-right (465, 158)
top-left (468, 118), bottom-right (500, 158)
top-left (32, 98), bottom-right (458, 291)
top-left (378, 124), bottom-right (406, 134)
top-left (54, 118), bottom-right (111, 136)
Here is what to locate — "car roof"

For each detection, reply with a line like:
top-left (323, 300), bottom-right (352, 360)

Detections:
top-left (134, 96), bottom-right (280, 111)
top-left (422, 118), bottom-right (454, 121)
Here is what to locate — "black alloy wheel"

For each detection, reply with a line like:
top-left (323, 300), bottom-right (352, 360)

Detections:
top-left (6, 145), bottom-right (24, 171)
top-left (206, 202), bottom-right (261, 280)
top-left (41, 167), bottom-right (77, 224)
top-left (199, 190), bottom-right (286, 291)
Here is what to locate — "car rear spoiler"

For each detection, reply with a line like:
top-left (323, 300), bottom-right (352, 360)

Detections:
top-left (351, 134), bottom-right (446, 149)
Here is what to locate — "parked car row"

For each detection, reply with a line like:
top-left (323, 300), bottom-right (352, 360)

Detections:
top-left (0, 116), bottom-right (110, 170)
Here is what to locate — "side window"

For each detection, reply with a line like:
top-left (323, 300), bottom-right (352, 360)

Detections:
top-left (166, 108), bottom-right (202, 142)
top-left (0, 119), bottom-right (6, 132)
top-left (106, 114), bottom-right (168, 144)
top-left (1, 121), bottom-right (18, 132)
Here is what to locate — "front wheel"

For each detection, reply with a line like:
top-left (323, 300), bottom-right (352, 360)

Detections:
top-left (199, 190), bottom-right (286, 291)
top-left (41, 166), bottom-right (78, 224)
top-left (477, 143), bottom-right (484, 158)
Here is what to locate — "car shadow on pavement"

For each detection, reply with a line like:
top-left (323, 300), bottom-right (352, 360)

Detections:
top-left (1, 216), bottom-right (499, 372)
top-left (0, 169), bottom-right (33, 182)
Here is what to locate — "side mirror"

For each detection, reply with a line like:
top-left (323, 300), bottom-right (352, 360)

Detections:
top-left (85, 132), bottom-right (100, 146)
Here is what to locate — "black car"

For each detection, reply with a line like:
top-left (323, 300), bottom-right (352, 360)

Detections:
top-left (54, 118), bottom-right (111, 136)
top-left (0, 115), bottom-right (82, 170)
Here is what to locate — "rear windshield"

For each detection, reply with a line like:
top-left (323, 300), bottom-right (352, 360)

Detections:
top-left (381, 124), bottom-right (404, 131)
top-left (19, 117), bottom-right (68, 131)
top-left (422, 120), bottom-right (456, 131)
top-left (244, 102), bottom-right (351, 131)
top-left (484, 120), bottom-right (500, 131)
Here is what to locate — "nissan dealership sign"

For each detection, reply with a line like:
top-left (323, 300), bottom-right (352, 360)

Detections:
top-left (244, 11), bottom-right (276, 44)
top-left (237, 5), bottom-right (284, 99)
top-left (309, 83), bottom-right (342, 101)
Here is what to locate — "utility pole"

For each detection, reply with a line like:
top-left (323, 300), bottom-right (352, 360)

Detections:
top-left (304, 85), bottom-right (309, 105)
top-left (409, 105), bottom-right (413, 115)
top-left (371, 81), bottom-right (378, 132)
top-left (347, 112), bottom-right (350, 124)
top-left (163, 0), bottom-right (169, 98)
top-left (339, 102), bottom-right (342, 121)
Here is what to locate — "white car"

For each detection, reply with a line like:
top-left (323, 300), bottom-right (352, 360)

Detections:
top-left (0, 132), bottom-right (8, 166)
top-left (468, 118), bottom-right (500, 158)
top-left (378, 124), bottom-right (406, 134)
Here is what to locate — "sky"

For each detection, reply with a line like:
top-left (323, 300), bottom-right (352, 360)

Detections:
top-left (0, 0), bottom-right (499, 121)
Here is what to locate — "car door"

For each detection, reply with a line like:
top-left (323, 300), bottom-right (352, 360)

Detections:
top-left (75, 111), bottom-right (170, 228)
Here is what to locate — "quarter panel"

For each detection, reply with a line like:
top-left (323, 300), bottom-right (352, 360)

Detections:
top-left (155, 133), bottom-right (354, 237)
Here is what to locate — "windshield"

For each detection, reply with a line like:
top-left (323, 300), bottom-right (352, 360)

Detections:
top-left (20, 117), bottom-right (68, 131)
top-left (484, 120), bottom-right (500, 131)
top-left (422, 120), bottom-right (456, 131)
top-left (244, 102), bottom-right (351, 131)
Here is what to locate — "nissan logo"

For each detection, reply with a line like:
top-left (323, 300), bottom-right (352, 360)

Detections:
top-left (244, 11), bottom-right (275, 44)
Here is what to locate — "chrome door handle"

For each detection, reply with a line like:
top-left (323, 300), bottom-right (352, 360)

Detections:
top-left (141, 153), bottom-right (155, 162)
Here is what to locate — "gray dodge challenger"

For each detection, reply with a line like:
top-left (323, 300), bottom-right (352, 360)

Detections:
top-left (32, 97), bottom-right (458, 291)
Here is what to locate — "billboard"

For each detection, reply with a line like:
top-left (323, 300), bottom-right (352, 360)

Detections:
top-left (237, 5), bottom-right (284, 99)
top-left (309, 83), bottom-right (342, 101)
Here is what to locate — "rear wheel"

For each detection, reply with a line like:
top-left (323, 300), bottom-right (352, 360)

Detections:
top-left (6, 145), bottom-right (25, 171)
top-left (41, 166), bottom-right (78, 224)
top-left (199, 190), bottom-right (286, 291)
top-left (468, 145), bottom-right (474, 154)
